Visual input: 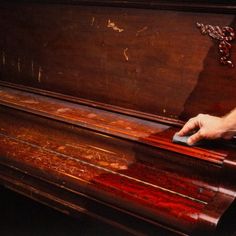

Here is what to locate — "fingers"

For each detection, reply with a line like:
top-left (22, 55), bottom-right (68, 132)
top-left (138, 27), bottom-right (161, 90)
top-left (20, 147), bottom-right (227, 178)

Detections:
top-left (187, 131), bottom-right (203, 145)
top-left (177, 113), bottom-right (229, 145)
top-left (177, 118), bottom-right (199, 136)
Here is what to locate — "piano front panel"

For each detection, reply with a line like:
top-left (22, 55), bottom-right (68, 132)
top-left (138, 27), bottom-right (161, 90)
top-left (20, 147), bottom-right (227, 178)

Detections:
top-left (0, 2), bottom-right (235, 122)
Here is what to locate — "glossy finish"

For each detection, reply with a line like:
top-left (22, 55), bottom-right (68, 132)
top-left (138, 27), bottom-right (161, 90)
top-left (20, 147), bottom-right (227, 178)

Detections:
top-left (0, 86), bottom-right (228, 164)
top-left (0, 1), bottom-right (236, 236)
top-left (0, 107), bottom-right (231, 234)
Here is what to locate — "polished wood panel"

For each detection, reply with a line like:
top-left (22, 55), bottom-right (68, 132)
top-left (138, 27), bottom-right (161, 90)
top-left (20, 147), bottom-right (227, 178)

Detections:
top-left (0, 106), bottom-right (232, 235)
top-left (0, 102), bottom-right (236, 234)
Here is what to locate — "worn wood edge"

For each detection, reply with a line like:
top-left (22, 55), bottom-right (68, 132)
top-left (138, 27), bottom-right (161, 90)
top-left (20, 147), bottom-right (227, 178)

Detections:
top-left (0, 81), bottom-right (183, 127)
top-left (0, 85), bottom-right (226, 166)
top-left (2, 0), bottom-right (236, 14)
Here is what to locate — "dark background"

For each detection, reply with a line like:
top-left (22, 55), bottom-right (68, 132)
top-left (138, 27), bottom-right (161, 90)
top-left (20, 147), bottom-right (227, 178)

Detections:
top-left (0, 186), bottom-right (131, 236)
top-left (1, 185), bottom-right (236, 236)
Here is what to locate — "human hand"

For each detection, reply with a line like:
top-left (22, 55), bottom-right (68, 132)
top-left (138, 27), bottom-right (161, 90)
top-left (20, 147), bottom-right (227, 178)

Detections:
top-left (177, 114), bottom-right (233, 145)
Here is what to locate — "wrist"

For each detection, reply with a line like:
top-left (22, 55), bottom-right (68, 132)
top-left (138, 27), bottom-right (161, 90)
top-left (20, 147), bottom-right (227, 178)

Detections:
top-left (221, 111), bottom-right (236, 138)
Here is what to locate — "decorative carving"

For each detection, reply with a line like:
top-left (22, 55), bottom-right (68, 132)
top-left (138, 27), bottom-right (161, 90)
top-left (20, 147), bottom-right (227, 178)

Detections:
top-left (196, 22), bottom-right (235, 68)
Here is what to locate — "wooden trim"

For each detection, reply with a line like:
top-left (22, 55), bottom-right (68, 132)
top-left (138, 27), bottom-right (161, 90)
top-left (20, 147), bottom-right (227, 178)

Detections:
top-left (2, 1), bottom-right (236, 13)
top-left (0, 81), bottom-right (184, 127)
top-left (0, 85), bottom-right (226, 165)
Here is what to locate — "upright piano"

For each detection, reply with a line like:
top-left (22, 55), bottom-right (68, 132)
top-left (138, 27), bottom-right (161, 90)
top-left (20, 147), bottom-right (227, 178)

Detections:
top-left (0, 1), bottom-right (236, 235)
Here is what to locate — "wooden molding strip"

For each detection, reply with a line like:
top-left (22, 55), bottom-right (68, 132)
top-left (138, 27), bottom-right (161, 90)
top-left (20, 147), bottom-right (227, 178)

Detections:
top-left (2, 1), bottom-right (236, 14)
top-left (0, 81), bottom-right (184, 127)
top-left (0, 85), bottom-right (226, 165)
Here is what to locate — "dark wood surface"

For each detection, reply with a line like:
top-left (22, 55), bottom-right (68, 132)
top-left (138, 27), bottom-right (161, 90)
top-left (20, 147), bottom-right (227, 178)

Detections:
top-left (0, 103), bottom-right (236, 235)
top-left (1, 3), bottom-right (236, 123)
top-left (1, 186), bottom-right (236, 236)
top-left (2, 185), bottom-right (236, 236)
top-left (0, 185), bottom-right (134, 236)
top-left (0, 1), bottom-right (236, 235)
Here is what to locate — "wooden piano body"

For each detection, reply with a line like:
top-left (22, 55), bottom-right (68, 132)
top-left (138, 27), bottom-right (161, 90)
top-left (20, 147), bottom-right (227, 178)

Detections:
top-left (0, 1), bottom-right (236, 235)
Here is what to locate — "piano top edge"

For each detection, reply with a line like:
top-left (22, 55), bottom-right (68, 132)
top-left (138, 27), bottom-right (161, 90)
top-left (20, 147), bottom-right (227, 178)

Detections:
top-left (1, 0), bottom-right (236, 14)
top-left (0, 81), bottom-right (184, 128)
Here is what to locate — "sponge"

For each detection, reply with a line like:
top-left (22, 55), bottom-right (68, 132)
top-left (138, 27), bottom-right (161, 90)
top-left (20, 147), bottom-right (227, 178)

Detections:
top-left (172, 133), bottom-right (192, 146)
top-left (172, 133), bottom-right (208, 146)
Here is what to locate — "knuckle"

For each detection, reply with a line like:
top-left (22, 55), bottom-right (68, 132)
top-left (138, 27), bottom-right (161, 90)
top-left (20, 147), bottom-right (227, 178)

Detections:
top-left (189, 117), bottom-right (197, 123)
top-left (198, 129), bottom-right (206, 137)
top-left (197, 113), bottom-right (205, 119)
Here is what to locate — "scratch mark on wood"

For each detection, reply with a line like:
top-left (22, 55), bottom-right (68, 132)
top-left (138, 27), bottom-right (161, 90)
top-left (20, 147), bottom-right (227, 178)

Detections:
top-left (123, 48), bottom-right (129, 61)
top-left (87, 113), bottom-right (97, 118)
top-left (56, 108), bottom-right (71, 113)
top-left (17, 57), bottom-right (21, 72)
top-left (58, 146), bottom-right (65, 151)
top-left (110, 163), bottom-right (128, 170)
top-left (2, 51), bottom-right (6, 65)
top-left (91, 17), bottom-right (95, 26)
top-left (107, 19), bottom-right (124, 33)
top-left (38, 66), bottom-right (42, 83)
top-left (87, 145), bottom-right (116, 155)
top-left (136, 26), bottom-right (148, 36)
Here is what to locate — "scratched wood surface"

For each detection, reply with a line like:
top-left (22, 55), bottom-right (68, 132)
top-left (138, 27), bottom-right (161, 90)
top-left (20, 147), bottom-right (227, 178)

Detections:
top-left (0, 3), bottom-right (236, 123)
top-left (0, 106), bottom-right (234, 235)
top-left (0, 2), bottom-right (236, 235)
top-left (0, 86), bottom-right (229, 164)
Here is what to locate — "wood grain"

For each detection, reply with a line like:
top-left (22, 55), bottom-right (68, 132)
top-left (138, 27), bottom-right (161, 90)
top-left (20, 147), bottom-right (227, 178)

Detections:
top-left (0, 3), bottom-right (235, 121)
top-left (0, 2), bottom-right (236, 235)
